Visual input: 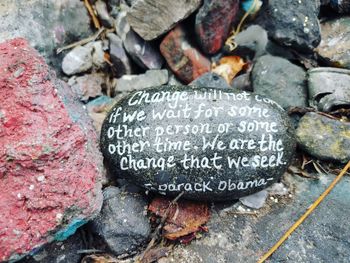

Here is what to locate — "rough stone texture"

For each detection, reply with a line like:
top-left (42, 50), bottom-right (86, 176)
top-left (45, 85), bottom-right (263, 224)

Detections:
top-left (61, 46), bottom-right (93, 76)
top-left (296, 112), bottom-right (350, 163)
top-left (0, 0), bottom-right (93, 69)
top-left (107, 33), bottom-right (133, 78)
top-left (0, 38), bottom-right (103, 262)
top-left (68, 73), bottom-right (105, 102)
top-left (95, 0), bottom-right (114, 28)
top-left (258, 0), bottom-right (321, 52)
top-left (252, 55), bottom-right (308, 109)
top-left (90, 187), bottom-right (150, 256)
top-left (116, 9), bottom-right (164, 70)
top-left (19, 231), bottom-right (84, 263)
top-left (239, 190), bottom-right (268, 209)
top-left (317, 17), bottom-right (350, 69)
top-left (161, 173), bottom-right (350, 262)
top-left (195, 0), bottom-right (239, 54)
top-left (160, 25), bottom-right (211, 84)
top-left (100, 86), bottom-right (295, 201)
top-left (85, 40), bottom-right (108, 69)
top-left (190, 72), bottom-right (231, 89)
top-left (308, 67), bottom-right (350, 111)
top-left (127, 0), bottom-right (202, 40)
top-left (115, 70), bottom-right (169, 93)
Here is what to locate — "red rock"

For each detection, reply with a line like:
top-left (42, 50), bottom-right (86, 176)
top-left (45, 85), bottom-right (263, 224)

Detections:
top-left (0, 38), bottom-right (103, 262)
top-left (160, 25), bottom-right (211, 84)
top-left (195, 0), bottom-right (239, 54)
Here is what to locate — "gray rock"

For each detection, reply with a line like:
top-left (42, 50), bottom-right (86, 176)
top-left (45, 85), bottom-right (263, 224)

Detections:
top-left (90, 186), bottom-right (150, 256)
top-left (107, 33), bottom-right (133, 77)
top-left (125, 0), bottom-right (138, 6)
top-left (239, 190), bottom-right (268, 209)
top-left (127, 0), bottom-right (202, 40)
top-left (163, 172), bottom-right (350, 263)
top-left (231, 73), bottom-right (252, 91)
top-left (252, 55), bottom-right (308, 109)
top-left (68, 73), bottom-right (105, 102)
top-left (86, 40), bottom-right (108, 68)
top-left (115, 10), bottom-right (164, 69)
top-left (258, 0), bottom-right (321, 52)
top-left (100, 86), bottom-right (296, 201)
top-left (317, 17), bottom-right (350, 69)
top-left (115, 69), bottom-right (168, 93)
top-left (296, 112), bottom-right (350, 163)
top-left (308, 67), bottom-right (350, 111)
top-left (190, 73), bottom-right (230, 89)
top-left (0, 0), bottom-right (93, 70)
top-left (61, 46), bottom-right (93, 75)
top-left (19, 231), bottom-right (84, 263)
top-left (95, 0), bottom-right (114, 28)
top-left (168, 73), bottom-right (184, 86)
top-left (267, 182), bottom-right (289, 196)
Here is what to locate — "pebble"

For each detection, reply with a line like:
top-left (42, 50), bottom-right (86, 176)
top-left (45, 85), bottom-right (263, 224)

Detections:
top-left (90, 187), bottom-right (151, 256)
top-left (252, 55), bottom-right (308, 109)
top-left (87, 96), bottom-right (116, 133)
top-left (160, 25), bottom-right (211, 83)
top-left (95, 0), bottom-right (114, 27)
top-left (100, 85), bottom-right (296, 201)
top-left (239, 190), bottom-right (268, 209)
top-left (127, 0), bottom-right (202, 40)
top-left (61, 46), bottom-right (93, 75)
top-left (308, 67), bottom-right (350, 112)
top-left (195, 0), bottom-right (239, 54)
top-left (296, 112), bottom-right (350, 163)
top-left (68, 73), bottom-right (105, 102)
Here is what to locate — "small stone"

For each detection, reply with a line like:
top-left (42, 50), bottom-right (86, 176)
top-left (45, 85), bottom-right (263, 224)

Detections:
top-left (267, 182), bottom-right (289, 196)
top-left (87, 96), bottom-right (116, 133)
top-left (308, 67), bottom-right (350, 112)
top-left (160, 25), bottom-right (211, 84)
top-left (296, 112), bottom-right (350, 163)
top-left (168, 73), bottom-right (184, 86)
top-left (68, 73), bottom-right (105, 102)
top-left (252, 55), bottom-right (308, 109)
top-left (317, 17), bottom-right (350, 69)
top-left (100, 86), bottom-right (296, 201)
top-left (107, 33), bottom-right (133, 77)
top-left (90, 187), bottom-right (151, 256)
top-left (239, 190), bottom-right (268, 209)
top-left (0, 38), bottom-right (103, 262)
top-left (115, 10), bottom-right (164, 69)
top-left (115, 69), bottom-right (169, 93)
top-left (61, 46), bottom-right (93, 75)
top-left (85, 40), bottom-right (108, 68)
top-left (231, 73), bottom-right (252, 91)
top-left (258, 0), bottom-right (321, 52)
top-left (95, 0), bottom-right (114, 28)
top-left (19, 231), bottom-right (84, 263)
top-left (127, 0), bottom-right (202, 40)
top-left (190, 72), bottom-right (230, 89)
top-left (330, 0), bottom-right (350, 13)
top-left (195, 0), bottom-right (239, 54)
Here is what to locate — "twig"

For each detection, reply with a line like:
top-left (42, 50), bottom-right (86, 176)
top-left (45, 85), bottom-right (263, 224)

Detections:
top-left (84, 0), bottom-right (101, 29)
top-left (56, 27), bottom-right (105, 54)
top-left (258, 160), bottom-right (350, 263)
top-left (136, 192), bottom-right (184, 263)
top-left (288, 166), bottom-right (318, 180)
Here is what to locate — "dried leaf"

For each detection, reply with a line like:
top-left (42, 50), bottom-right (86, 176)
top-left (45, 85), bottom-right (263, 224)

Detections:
top-left (212, 56), bottom-right (246, 84)
top-left (148, 197), bottom-right (210, 241)
top-left (141, 247), bottom-right (171, 263)
top-left (81, 254), bottom-right (130, 263)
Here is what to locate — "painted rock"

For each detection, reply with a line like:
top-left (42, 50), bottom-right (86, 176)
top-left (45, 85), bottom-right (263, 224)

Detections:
top-left (0, 38), bottom-right (103, 262)
top-left (100, 86), bottom-right (295, 201)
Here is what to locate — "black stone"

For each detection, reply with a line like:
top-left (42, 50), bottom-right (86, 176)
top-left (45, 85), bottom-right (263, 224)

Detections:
top-left (100, 86), bottom-right (296, 201)
top-left (90, 187), bottom-right (150, 256)
top-left (190, 72), bottom-right (230, 89)
top-left (258, 0), bottom-right (321, 53)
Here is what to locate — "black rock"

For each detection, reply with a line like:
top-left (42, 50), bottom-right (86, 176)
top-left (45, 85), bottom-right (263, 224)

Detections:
top-left (296, 112), bottom-right (350, 163)
top-left (330, 0), bottom-right (350, 13)
top-left (190, 73), bottom-right (230, 89)
top-left (258, 0), bottom-right (321, 53)
top-left (90, 187), bottom-right (150, 256)
top-left (19, 231), bottom-right (84, 263)
top-left (107, 33), bottom-right (132, 77)
top-left (252, 55), bottom-right (308, 109)
top-left (100, 86), bottom-right (296, 201)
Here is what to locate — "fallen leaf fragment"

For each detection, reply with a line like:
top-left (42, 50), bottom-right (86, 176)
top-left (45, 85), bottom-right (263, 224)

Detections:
top-left (141, 247), bottom-right (171, 263)
top-left (148, 197), bottom-right (210, 241)
top-left (212, 56), bottom-right (247, 84)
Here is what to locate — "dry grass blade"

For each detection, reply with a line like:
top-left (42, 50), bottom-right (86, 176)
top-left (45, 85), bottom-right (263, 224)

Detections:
top-left (84, 0), bottom-right (101, 29)
top-left (288, 165), bottom-right (319, 179)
